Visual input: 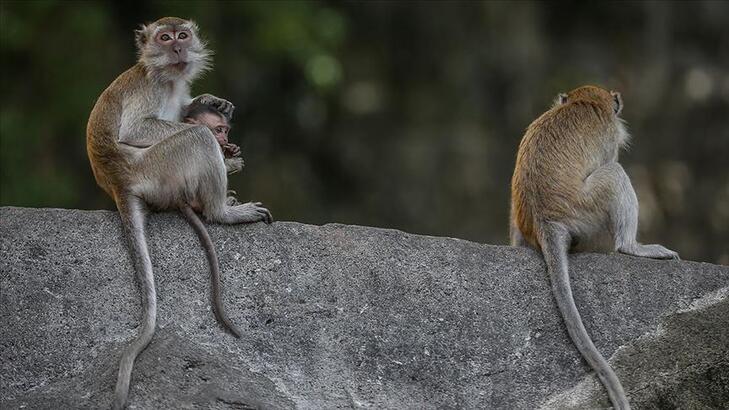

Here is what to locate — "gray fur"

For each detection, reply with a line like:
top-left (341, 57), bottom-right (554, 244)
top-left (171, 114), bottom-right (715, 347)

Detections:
top-left (112, 197), bottom-right (156, 410)
top-left (539, 221), bottom-right (630, 410)
top-left (181, 204), bottom-right (241, 338)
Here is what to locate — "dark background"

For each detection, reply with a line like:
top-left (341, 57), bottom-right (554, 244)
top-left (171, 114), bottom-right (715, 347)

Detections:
top-left (1, 0), bottom-right (728, 264)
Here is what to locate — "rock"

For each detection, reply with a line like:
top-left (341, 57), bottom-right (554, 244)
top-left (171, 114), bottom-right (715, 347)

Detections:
top-left (1, 206), bottom-right (727, 409)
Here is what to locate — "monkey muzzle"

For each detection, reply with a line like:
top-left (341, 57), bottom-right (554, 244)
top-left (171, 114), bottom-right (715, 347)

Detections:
top-left (171, 61), bottom-right (189, 71)
top-left (169, 46), bottom-right (189, 71)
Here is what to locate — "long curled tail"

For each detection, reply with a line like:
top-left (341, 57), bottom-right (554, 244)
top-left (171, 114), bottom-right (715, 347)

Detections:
top-left (113, 195), bottom-right (157, 410)
top-left (539, 221), bottom-right (630, 410)
top-left (180, 204), bottom-right (241, 338)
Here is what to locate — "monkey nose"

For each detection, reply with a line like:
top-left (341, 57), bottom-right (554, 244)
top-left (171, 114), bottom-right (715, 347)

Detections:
top-left (173, 46), bottom-right (182, 55)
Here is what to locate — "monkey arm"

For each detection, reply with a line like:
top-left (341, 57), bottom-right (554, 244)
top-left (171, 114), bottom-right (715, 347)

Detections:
top-left (118, 117), bottom-right (196, 148)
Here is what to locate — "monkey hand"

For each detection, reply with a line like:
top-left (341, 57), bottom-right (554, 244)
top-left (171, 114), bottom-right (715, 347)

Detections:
top-left (222, 143), bottom-right (241, 158)
top-left (224, 157), bottom-right (244, 175)
top-left (193, 93), bottom-right (235, 120)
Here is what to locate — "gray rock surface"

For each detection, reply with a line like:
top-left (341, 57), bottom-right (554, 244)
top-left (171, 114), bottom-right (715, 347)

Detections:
top-left (1, 206), bottom-right (728, 409)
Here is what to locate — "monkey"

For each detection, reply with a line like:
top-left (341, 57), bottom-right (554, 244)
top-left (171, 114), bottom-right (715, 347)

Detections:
top-left (510, 85), bottom-right (678, 410)
top-left (183, 97), bottom-right (244, 175)
top-left (86, 17), bottom-right (272, 409)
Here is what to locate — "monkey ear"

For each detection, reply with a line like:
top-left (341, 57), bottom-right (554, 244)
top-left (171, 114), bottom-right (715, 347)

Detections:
top-left (553, 93), bottom-right (568, 107)
top-left (610, 91), bottom-right (623, 114)
top-left (134, 24), bottom-right (149, 51)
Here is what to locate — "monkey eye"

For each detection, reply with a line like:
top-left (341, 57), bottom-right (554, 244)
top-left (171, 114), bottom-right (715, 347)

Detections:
top-left (178, 32), bottom-right (189, 40)
top-left (160, 33), bottom-right (172, 42)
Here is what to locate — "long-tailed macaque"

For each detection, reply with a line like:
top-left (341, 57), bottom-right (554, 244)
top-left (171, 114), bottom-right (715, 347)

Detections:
top-left (510, 85), bottom-right (678, 410)
top-left (86, 17), bottom-right (271, 409)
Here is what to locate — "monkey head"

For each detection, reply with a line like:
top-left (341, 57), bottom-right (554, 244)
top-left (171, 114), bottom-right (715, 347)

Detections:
top-left (184, 107), bottom-right (231, 145)
top-left (554, 85), bottom-right (623, 115)
top-left (135, 17), bottom-right (211, 82)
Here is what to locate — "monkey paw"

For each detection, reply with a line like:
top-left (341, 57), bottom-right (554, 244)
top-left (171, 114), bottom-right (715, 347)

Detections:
top-left (619, 244), bottom-right (680, 260)
top-left (236, 201), bottom-right (273, 225)
top-left (194, 93), bottom-right (235, 120)
top-left (225, 157), bottom-right (244, 175)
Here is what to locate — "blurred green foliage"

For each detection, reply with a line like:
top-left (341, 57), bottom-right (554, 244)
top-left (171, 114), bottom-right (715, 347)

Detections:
top-left (1, 0), bottom-right (728, 264)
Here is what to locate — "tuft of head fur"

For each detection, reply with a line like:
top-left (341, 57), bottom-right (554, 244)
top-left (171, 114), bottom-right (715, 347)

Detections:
top-left (135, 17), bottom-right (212, 84)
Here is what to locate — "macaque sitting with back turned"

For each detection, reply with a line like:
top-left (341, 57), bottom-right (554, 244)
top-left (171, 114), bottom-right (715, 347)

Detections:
top-left (510, 85), bottom-right (678, 409)
top-left (183, 96), bottom-right (244, 175)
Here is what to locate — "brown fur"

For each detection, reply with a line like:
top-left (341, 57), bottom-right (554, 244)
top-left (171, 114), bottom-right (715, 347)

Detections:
top-left (512, 85), bottom-right (623, 248)
top-left (510, 85), bottom-right (677, 410)
top-left (87, 64), bottom-right (146, 202)
top-left (510, 85), bottom-right (638, 409)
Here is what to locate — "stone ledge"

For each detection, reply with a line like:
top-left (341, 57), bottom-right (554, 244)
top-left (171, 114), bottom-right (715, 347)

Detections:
top-left (1, 206), bottom-right (727, 409)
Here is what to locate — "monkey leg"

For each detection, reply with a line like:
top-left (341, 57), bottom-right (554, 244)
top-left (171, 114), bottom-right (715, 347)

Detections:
top-left (582, 163), bottom-right (678, 259)
top-left (509, 204), bottom-right (528, 247)
top-left (135, 126), bottom-right (272, 225)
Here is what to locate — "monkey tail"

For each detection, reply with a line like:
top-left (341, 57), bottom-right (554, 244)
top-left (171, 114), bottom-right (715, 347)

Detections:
top-left (538, 221), bottom-right (630, 410)
top-left (113, 195), bottom-right (157, 410)
top-left (180, 204), bottom-right (242, 338)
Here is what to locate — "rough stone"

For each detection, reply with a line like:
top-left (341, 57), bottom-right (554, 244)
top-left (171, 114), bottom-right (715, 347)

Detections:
top-left (1, 206), bottom-right (727, 409)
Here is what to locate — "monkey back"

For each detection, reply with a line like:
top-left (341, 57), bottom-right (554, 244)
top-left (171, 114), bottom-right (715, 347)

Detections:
top-left (511, 92), bottom-right (618, 247)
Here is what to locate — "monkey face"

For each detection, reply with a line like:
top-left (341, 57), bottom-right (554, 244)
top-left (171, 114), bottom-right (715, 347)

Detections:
top-left (135, 17), bottom-right (211, 81)
top-left (154, 28), bottom-right (192, 67)
top-left (184, 112), bottom-right (231, 145)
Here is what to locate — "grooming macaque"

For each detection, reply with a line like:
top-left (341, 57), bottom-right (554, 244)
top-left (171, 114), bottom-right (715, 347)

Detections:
top-left (86, 17), bottom-right (271, 409)
top-left (510, 85), bottom-right (678, 409)
top-left (183, 98), bottom-right (244, 174)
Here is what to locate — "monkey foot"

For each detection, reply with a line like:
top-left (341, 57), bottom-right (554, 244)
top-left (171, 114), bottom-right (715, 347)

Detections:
top-left (225, 196), bottom-right (240, 206)
top-left (618, 244), bottom-right (680, 260)
top-left (229, 202), bottom-right (273, 225)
